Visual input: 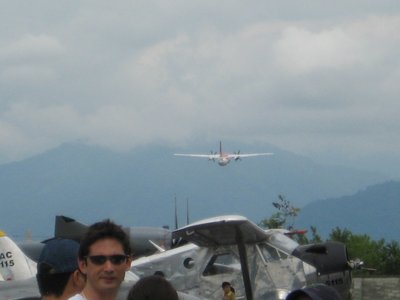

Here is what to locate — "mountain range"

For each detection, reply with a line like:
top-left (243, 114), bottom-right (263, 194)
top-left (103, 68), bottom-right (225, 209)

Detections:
top-left (296, 180), bottom-right (400, 241)
top-left (0, 141), bottom-right (397, 242)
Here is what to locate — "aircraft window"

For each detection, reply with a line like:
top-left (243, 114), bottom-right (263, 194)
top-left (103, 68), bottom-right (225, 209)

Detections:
top-left (202, 253), bottom-right (240, 276)
top-left (258, 243), bottom-right (288, 262)
top-left (183, 257), bottom-right (195, 269)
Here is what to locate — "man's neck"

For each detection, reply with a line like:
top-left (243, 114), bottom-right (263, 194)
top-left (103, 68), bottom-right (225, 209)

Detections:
top-left (42, 295), bottom-right (71, 300)
top-left (81, 287), bottom-right (118, 300)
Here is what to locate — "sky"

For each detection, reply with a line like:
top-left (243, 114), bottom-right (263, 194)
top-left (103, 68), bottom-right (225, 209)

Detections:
top-left (1, 1), bottom-right (400, 176)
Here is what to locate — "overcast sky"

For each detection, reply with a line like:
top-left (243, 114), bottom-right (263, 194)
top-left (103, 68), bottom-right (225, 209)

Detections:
top-left (1, 1), bottom-right (399, 175)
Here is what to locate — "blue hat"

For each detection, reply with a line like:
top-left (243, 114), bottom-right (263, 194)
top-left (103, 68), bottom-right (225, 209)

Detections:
top-left (286, 284), bottom-right (342, 300)
top-left (37, 238), bottom-right (79, 275)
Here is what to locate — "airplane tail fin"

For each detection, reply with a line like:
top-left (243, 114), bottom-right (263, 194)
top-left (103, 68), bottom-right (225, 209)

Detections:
top-left (0, 230), bottom-right (37, 281)
top-left (219, 141), bottom-right (222, 155)
top-left (54, 215), bottom-right (88, 241)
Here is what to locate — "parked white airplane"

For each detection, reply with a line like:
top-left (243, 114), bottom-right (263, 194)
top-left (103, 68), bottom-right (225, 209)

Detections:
top-left (0, 230), bottom-right (36, 281)
top-left (131, 215), bottom-right (354, 300)
top-left (174, 141), bottom-right (273, 166)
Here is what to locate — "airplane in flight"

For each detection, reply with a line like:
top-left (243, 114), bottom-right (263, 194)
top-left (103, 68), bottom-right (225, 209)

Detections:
top-left (174, 141), bottom-right (273, 166)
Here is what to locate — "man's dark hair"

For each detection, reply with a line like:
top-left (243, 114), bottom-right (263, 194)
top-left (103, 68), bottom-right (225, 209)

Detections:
top-left (127, 275), bottom-right (178, 300)
top-left (78, 219), bottom-right (131, 259)
top-left (153, 270), bottom-right (165, 277)
top-left (286, 284), bottom-right (342, 300)
top-left (36, 273), bottom-right (72, 297)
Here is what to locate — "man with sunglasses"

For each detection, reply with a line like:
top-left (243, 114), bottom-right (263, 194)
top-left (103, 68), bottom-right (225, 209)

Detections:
top-left (72, 219), bottom-right (132, 300)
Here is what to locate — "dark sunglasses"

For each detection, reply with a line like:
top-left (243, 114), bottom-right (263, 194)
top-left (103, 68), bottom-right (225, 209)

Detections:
top-left (85, 254), bottom-right (129, 265)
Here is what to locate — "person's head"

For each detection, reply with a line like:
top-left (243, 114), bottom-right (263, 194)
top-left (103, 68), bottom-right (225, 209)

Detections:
top-left (78, 219), bottom-right (132, 297)
top-left (126, 275), bottom-right (178, 300)
top-left (36, 238), bottom-right (85, 299)
top-left (222, 281), bottom-right (233, 294)
top-left (286, 284), bottom-right (343, 300)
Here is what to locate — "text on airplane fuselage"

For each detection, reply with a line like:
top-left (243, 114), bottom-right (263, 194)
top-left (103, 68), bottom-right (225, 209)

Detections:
top-left (0, 251), bottom-right (15, 268)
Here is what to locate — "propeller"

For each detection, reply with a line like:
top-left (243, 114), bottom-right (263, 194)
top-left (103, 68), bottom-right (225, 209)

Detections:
top-left (348, 258), bottom-right (376, 272)
top-left (209, 150), bottom-right (217, 162)
top-left (234, 150), bottom-right (241, 161)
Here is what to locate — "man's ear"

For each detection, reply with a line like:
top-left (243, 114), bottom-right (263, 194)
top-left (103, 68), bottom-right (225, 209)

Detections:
top-left (78, 258), bottom-right (87, 274)
top-left (125, 256), bottom-right (133, 271)
top-left (71, 269), bottom-right (86, 293)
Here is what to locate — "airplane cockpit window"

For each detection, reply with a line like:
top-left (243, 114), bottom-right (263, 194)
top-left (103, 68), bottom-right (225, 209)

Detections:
top-left (258, 243), bottom-right (288, 263)
top-left (202, 252), bottom-right (240, 276)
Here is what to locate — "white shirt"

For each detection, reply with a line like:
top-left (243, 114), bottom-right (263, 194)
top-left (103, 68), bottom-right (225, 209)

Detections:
top-left (68, 293), bottom-right (86, 300)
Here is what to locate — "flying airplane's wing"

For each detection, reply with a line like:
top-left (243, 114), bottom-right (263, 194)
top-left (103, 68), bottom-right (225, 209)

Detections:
top-left (227, 152), bottom-right (274, 158)
top-left (0, 231), bottom-right (37, 281)
top-left (174, 154), bottom-right (219, 159)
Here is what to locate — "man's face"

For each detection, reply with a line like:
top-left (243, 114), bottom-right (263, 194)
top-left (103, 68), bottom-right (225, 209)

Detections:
top-left (79, 238), bottom-right (132, 294)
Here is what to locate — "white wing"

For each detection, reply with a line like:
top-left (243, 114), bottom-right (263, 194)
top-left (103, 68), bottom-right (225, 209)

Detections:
top-left (174, 154), bottom-right (219, 159)
top-left (226, 153), bottom-right (274, 158)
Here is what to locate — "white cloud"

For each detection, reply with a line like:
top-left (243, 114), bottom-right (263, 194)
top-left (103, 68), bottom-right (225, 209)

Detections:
top-left (0, 1), bottom-right (399, 172)
top-left (0, 34), bottom-right (64, 63)
top-left (273, 27), bottom-right (363, 73)
top-left (0, 34), bottom-right (64, 86)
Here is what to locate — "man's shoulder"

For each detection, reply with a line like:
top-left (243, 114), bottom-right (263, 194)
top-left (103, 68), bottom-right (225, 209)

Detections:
top-left (69, 294), bottom-right (85, 300)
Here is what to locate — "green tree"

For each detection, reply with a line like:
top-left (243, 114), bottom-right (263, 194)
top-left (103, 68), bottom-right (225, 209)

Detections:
top-left (259, 197), bottom-right (400, 275)
top-left (259, 195), bottom-right (300, 229)
top-left (308, 226), bottom-right (322, 243)
top-left (329, 227), bottom-right (352, 244)
top-left (381, 240), bottom-right (400, 275)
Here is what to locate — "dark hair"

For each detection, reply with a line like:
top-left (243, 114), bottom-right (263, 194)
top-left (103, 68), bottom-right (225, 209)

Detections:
top-left (286, 284), bottom-right (342, 300)
top-left (36, 273), bottom-right (72, 297)
top-left (222, 281), bottom-right (231, 288)
top-left (154, 270), bottom-right (165, 277)
top-left (127, 275), bottom-right (178, 300)
top-left (78, 219), bottom-right (131, 259)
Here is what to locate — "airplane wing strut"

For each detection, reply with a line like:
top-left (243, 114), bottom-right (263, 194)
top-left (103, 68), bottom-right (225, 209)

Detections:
top-left (235, 226), bottom-right (253, 300)
top-left (173, 215), bottom-right (268, 300)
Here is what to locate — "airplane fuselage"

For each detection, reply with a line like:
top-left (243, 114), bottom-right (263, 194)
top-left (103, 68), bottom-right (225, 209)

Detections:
top-left (218, 155), bottom-right (231, 166)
